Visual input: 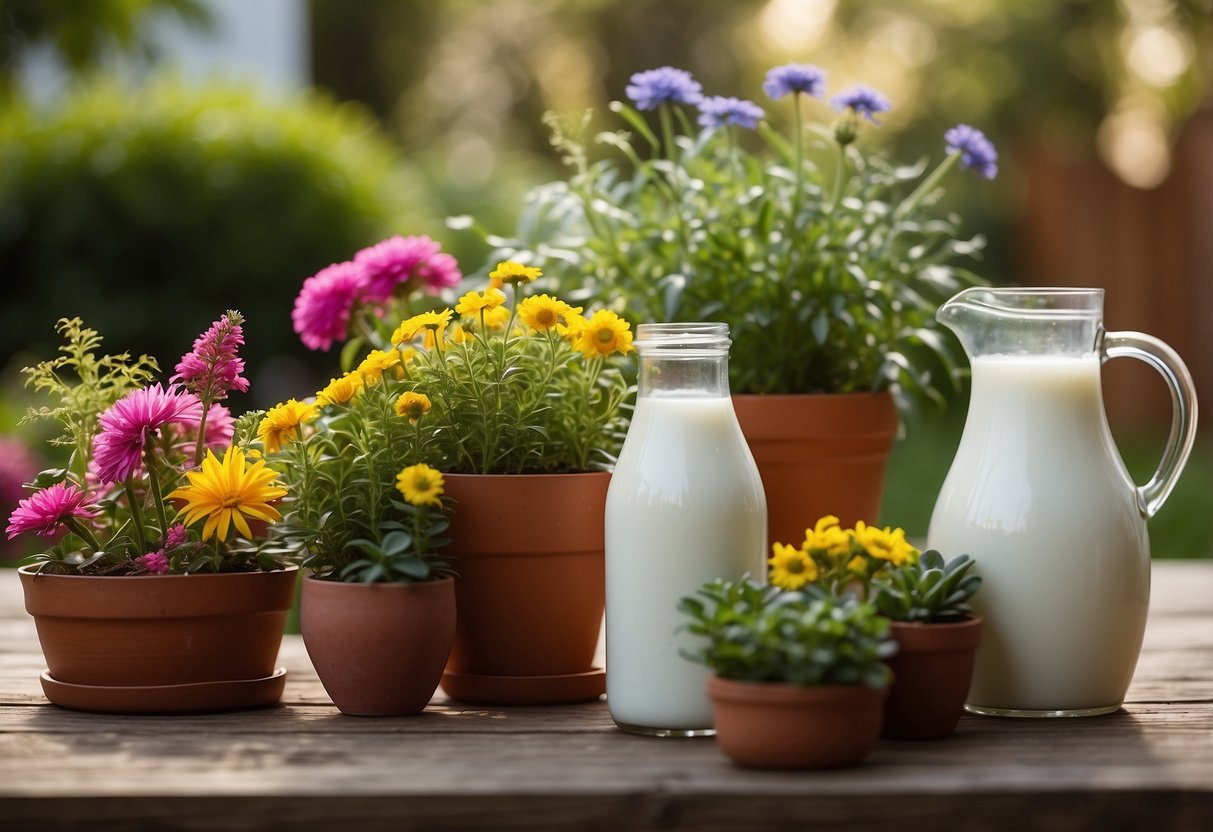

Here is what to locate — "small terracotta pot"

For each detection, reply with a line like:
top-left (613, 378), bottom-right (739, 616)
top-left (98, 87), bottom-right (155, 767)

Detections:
top-left (732, 393), bottom-right (897, 550)
top-left (301, 576), bottom-right (456, 716)
top-left (883, 617), bottom-right (984, 740)
top-left (707, 676), bottom-right (886, 769)
top-left (19, 564), bottom-right (297, 712)
top-left (439, 472), bottom-right (608, 704)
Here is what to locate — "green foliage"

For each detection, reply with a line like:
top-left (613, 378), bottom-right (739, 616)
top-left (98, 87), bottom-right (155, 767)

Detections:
top-left (0, 79), bottom-right (424, 373)
top-left (469, 85), bottom-right (989, 413)
top-left (677, 577), bottom-right (895, 688)
top-left (872, 549), bottom-right (982, 623)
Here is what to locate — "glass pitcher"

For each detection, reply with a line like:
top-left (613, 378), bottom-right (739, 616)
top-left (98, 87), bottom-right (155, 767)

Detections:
top-left (928, 287), bottom-right (1197, 717)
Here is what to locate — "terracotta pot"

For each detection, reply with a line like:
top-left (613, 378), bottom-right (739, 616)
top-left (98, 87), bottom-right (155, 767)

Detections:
top-left (883, 616), bottom-right (984, 740)
top-left (732, 392), bottom-right (898, 550)
top-left (301, 576), bottom-right (456, 716)
top-left (439, 472), bottom-right (608, 705)
top-left (707, 676), bottom-right (886, 769)
top-left (18, 564), bottom-right (297, 713)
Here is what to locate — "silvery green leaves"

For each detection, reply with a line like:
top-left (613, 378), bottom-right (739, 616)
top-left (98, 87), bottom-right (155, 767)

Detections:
top-left (873, 550), bottom-right (982, 623)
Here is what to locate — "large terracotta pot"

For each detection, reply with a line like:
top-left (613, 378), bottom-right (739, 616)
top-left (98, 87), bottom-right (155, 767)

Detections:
top-left (439, 472), bottom-right (608, 705)
top-left (301, 575), bottom-right (456, 716)
top-left (18, 564), bottom-right (297, 713)
top-left (732, 392), bottom-right (898, 550)
top-left (707, 676), bottom-right (886, 769)
top-left (883, 617), bottom-right (984, 740)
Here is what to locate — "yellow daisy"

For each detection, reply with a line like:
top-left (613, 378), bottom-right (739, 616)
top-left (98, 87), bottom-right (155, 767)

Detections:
top-left (574, 310), bottom-right (635, 358)
top-left (769, 542), bottom-right (818, 590)
top-left (853, 521), bottom-right (919, 566)
top-left (357, 349), bottom-right (403, 384)
top-left (316, 372), bottom-right (364, 407)
top-left (168, 446), bottom-right (287, 542)
top-left (803, 514), bottom-right (851, 561)
top-left (390, 308), bottom-right (454, 346)
top-left (488, 261), bottom-right (542, 289)
top-left (517, 295), bottom-right (581, 332)
top-left (558, 310), bottom-right (588, 344)
top-left (258, 399), bottom-right (318, 453)
top-left (394, 391), bottom-right (432, 423)
top-left (480, 305), bottom-right (511, 332)
top-left (396, 463), bottom-right (445, 507)
top-left (455, 289), bottom-right (506, 317)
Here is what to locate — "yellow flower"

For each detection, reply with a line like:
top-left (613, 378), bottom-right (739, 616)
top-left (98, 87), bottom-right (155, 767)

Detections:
top-left (396, 463), bottom-right (444, 507)
top-left (391, 309), bottom-right (453, 345)
top-left (168, 446), bottom-right (287, 542)
top-left (446, 322), bottom-right (475, 345)
top-left (357, 349), bottom-right (403, 384)
top-left (488, 261), bottom-right (542, 288)
top-left (517, 295), bottom-right (581, 332)
top-left (574, 310), bottom-right (635, 358)
top-left (455, 289), bottom-right (506, 317)
top-left (480, 305), bottom-right (511, 332)
top-left (558, 310), bottom-right (588, 343)
top-left (803, 514), bottom-right (851, 562)
top-left (258, 399), bottom-right (317, 453)
top-left (853, 521), bottom-right (919, 566)
top-left (395, 391), bottom-right (432, 424)
top-left (316, 372), bottom-right (364, 407)
top-left (769, 542), bottom-right (818, 590)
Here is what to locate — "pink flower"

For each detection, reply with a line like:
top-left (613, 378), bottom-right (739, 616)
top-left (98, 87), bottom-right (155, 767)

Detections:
top-left (135, 549), bottom-right (171, 574)
top-left (173, 402), bottom-right (235, 451)
top-left (292, 261), bottom-right (365, 351)
top-left (173, 311), bottom-right (249, 405)
top-left (6, 482), bottom-right (98, 540)
top-left (92, 384), bottom-right (203, 484)
top-left (354, 235), bottom-right (462, 302)
top-left (164, 523), bottom-right (188, 549)
top-left (0, 435), bottom-right (40, 517)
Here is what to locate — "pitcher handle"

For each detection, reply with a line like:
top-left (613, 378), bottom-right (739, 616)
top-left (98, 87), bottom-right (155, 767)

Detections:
top-left (1103, 331), bottom-right (1199, 518)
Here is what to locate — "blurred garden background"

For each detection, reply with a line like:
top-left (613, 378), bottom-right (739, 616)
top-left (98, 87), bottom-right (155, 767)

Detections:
top-left (1, 0), bottom-right (1211, 558)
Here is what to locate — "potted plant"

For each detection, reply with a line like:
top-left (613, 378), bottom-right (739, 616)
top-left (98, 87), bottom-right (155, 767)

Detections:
top-left (288, 247), bottom-right (634, 705)
top-left (8, 313), bottom-right (297, 714)
top-left (467, 64), bottom-right (999, 548)
top-left (678, 577), bottom-right (895, 770)
top-left (872, 550), bottom-right (983, 739)
top-left (770, 516), bottom-right (982, 739)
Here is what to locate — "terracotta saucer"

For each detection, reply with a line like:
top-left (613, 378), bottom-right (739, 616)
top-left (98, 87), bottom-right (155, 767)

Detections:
top-left (40, 668), bottom-right (287, 714)
top-left (440, 667), bottom-right (605, 705)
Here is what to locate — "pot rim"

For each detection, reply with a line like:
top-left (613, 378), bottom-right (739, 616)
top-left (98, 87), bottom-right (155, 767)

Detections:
top-left (302, 573), bottom-right (454, 588)
top-left (442, 470), bottom-right (611, 481)
top-left (732, 391), bottom-right (895, 402)
top-left (888, 615), bottom-right (984, 651)
top-left (707, 675), bottom-right (887, 705)
top-left (17, 563), bottom-right (300, 580)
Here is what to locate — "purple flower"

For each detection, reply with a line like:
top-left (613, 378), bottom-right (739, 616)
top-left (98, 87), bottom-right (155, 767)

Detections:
top-left (135, 549), bottom-right (171, 574)
top-left (291, 261), bottom-right (365, 351)
top-left (830, 85), bottom-right (892, 124)
top-left (354, 235), bottom-right (463, 303)
top-left (92, 384), bottom-right (203, 485)
top-left (173, 311), bottom-right (248, 406)
top-left (698, 96), bottom-right (765, 130)
top-left (625, 67), bottom-right (703, 110)
top-left (6, 482), bottom-right (98, 540)
top-left (164, 523), bottom-right (188, 549)
top-left (173, 402), bottom-right (235, 451)
top-left (945, 124), bottom-right (999, 180)
top-left (763, 64), bottom-right (827, 100)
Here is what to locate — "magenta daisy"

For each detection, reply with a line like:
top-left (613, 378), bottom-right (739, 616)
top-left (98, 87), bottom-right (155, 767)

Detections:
top-left (92, 384), bottom-right (203, 484)
top-left (291, 261), bottom-right (365, 351)
top-left (164, 523), bottom-right (188, 549)
top-left (5, 481), bottom-right (98, 540)
top-left (354, 235), bottom-right (463, 302)
top-left (134, 549), bottom-right (171, 574)
top-left (173, 310), bottom-right (249, 405)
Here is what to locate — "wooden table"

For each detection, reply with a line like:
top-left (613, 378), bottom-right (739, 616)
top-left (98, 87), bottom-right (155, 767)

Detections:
top-left (1, 562), bottom-right (1211, 831)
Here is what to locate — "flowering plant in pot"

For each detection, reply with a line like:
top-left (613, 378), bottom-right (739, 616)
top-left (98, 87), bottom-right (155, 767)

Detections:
top-left (468, 63), bottom-right (999, 546)
top-left (770, 515), bottom-right (982, 739)
top-left (7, 313), bottom-right (296, 713)
top-left (678, 577), bottom-right (895, 770)
top-left (288, 247), bottom-right (635, 705)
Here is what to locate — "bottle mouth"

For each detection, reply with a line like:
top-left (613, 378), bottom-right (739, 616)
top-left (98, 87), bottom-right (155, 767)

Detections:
top-left (635, 322), bottom-right (731, 354)
top-left (941, 287), bottom-right (1104, 323)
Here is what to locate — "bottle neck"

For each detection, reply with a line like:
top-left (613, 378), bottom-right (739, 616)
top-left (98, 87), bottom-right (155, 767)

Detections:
top-left (638, 352), bottom-right (730, 399)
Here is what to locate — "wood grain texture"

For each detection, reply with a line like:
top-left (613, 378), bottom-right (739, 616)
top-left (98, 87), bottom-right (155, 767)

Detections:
top-left (0, 562), bottom-right (1211, 831)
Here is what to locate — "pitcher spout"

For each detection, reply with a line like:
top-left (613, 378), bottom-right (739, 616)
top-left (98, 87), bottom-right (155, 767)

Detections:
top-left (936, 286), bottom-right (1105, 360)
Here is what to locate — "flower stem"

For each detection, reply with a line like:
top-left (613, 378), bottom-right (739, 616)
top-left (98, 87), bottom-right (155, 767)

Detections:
top-left (896, 151), bottom-right (960, 219)
top-left (194, 403), bottom-right (210, 467)
top-left (791, 93), bottom-right (804, 227)
top-left (64, 517), bottom-right (104, 554)
top-left (145, 439), bottom-right (171, 541)
top-left (125, 475), bottom-right (148, 553)
top-left (829, 140), bottom-right (847, 211)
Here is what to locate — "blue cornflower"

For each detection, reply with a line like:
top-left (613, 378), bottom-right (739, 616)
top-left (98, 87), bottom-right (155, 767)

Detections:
top-left (697, 96), bottom-right (765, 130)
top-left (945, 124), bottom-right (999, 180)
top-left (763, 64), bottom-right (827, 100)
top-left (830, 85), bottom-right (892, 124)
top-left (625, 67), bottom-right (703, 110)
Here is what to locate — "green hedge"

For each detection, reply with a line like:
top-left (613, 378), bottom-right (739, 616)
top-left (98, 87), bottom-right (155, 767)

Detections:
top-left (0, 80), bottom-right (429, 379)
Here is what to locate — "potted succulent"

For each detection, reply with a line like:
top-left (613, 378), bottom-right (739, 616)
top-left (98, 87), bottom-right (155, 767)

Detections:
top-left (678, 577), bottom-right (895, 770)
top-left (872, 550), bottom-right (983, 740)
top-left (288, 245), bottom-right (634, 705)
top-left (8, 313), bottom-right (297, 714)
top-left (770, 516), bottom-right (982, 739)
top-left (468, 63), bottom-right (999, 548)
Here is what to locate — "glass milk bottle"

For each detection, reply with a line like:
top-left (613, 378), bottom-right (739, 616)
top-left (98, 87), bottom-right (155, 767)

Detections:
top-left (605, 323), bottom-right (767, 736)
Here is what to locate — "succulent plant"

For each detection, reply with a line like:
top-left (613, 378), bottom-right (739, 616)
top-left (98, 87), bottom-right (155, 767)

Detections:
top-left (872, 550), bottom-right (981, 623)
